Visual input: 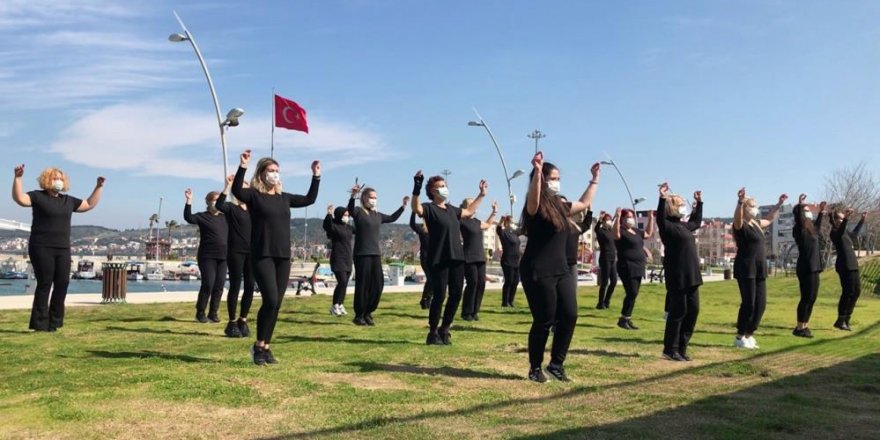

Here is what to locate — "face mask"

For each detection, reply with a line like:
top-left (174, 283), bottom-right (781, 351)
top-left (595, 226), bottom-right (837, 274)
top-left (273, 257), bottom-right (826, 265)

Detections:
top-left (366, 198), bottom-right (378, 209)
top-left (208, 201), bottom-right (217, 210)
top-left (51, 179), bottom-right (64, 192)
top-left (804, 211), bottom-right (814, 220)
top-left (265, 171), bottom-right (280, 186)
top-left (748, 207), bottom-right (759, 218)
top-left (342, 215), bottom-right (350, 223)
top-left (604, 221), bottom-right (613, 228)
top-left (547, 180), bottom-right (561, 195)
top-left (677, 205), bottom-right (688, 218)
top-left (625, 218), bottom-right (636, 228)
top-left (435, 187), bottom-right (449, 201)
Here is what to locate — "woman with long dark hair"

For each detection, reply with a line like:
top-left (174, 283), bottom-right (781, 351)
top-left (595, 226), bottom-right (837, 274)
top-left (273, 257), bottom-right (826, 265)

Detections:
top-left (657, 182), bottom-right (703, 361)
top-left (594, 211), bottom-right (617, 309)
top-left (520, 152), bottom-right (600, 382)
top-left (215, 174), bottom-right (254, 337)
top-left (829, 207), bottom-right (866, 331)
top-left (184, 188), bottom-right (229, 324)
top-left (12, 164), bottom-right (105, 332)
top-left (460, 199), bottom-right (498, 321)
top-left (613, 207), bottom-right (654, 330)
top-left (792, 194), bottom-right (824, 338)
top-left (323, 203), bottom-right (353, 317)
top-left (497, 215), bottom-right (522, 307)
top-left (410, 211), bottom-right (433, 309)
top-left (232, 149), bottom-right (320, 366)
top-left (411, 171), bottom-right (487, 345)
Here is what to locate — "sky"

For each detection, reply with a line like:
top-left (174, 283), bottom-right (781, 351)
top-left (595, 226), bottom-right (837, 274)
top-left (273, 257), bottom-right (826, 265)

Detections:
top-left (1, 0), bottom-right (879, 229)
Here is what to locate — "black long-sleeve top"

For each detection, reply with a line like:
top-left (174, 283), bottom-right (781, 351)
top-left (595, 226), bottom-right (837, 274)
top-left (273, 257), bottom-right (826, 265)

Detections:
top-left (792, 204), bottom-right (823, 274)
top-left (231, 165), bottom-right (319, 259)
top-left (497, 225), bottom-right (522, 267)
top-left (520, 199), bottom-right (571, 280)
top-left (830, 216), bottom-right (864, 272)
top-left (183, 204), bottom-right (228, 259)
top-left (215, 192), bottom-right (251, 254)
top-left (27, 190), bottom-right (83, 248)
top-left (733, 223), bottom-right (767, 280)
top-left (594, 220), bottom-right (617, 265)
top-left (616, 227), bottom-right (647, 279)
top-left (347, 197), bottom-right (404, 257)
top-left (410, 212), bottom-right (429, 262)
top-left (565, 209), bottom-right (593, 266)
top-left (656, 197), bottom-right (703, 292)
top-left (421, 202), bottom-right (464, 266)
top-left (323, 207), bottom-right (354, 272)
top-left (460, 217), bottom-right (486, 264)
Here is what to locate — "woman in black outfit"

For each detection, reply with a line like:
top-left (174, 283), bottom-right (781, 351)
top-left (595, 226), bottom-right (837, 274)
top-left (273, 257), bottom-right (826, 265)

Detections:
top-left (347, 186), bottom-right (407, 326)
top-left (792, 194), bottom-right (824, 338)
top-left (497, 215), bottom-right (522, 307)
top-left (215, 174), bottom-right (254, 337)
top-left (594, 211), bottom-right (618, 309)
top-left (12, 165), bottom-right (105, 332)
top-left (410, 211), bottom-right (433, 309)
top-left (184, 188), bottom-right (229, 324)
top-left (732, 189), bottom-right (786, 350)
top-left (232, 149), bottom-right (320, 366)
top-left (411, 170), bottom-right (487, 346)
top-left (830, 207), bottom-right (866, 331)
top-left (323, 204), bottom-right (353, 317)
top-left (657, 182), bottom-right (703, 361)
top-left (520, 152), bottom-right (600, 383)
top-left (461, 199), bottom-right (498, 321)
top-left (613, 207), bottom-right (654, 330)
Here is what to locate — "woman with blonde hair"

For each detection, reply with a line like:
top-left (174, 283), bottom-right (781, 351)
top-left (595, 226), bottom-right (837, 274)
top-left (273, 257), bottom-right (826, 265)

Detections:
top-left (732, 189), bottom-right (786, 349)
top-left (11, 164), bottom-right (105, 332)
top-left (183, 187), bottom-right (228, 324)
top-left (232, 150), bottom-right (320, 366)
top-left (460, 199), bottom-right (498, 321)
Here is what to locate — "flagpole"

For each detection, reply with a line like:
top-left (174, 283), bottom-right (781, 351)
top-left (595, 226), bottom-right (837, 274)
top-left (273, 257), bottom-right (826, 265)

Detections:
top-left (271, 87), bottom-right (276, 158)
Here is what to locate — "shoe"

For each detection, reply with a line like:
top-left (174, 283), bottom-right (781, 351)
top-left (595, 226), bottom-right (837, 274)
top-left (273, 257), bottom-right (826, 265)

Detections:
top-left (339, 304), bottom-right (348, 315)
top-left (617, 318), bottom-right (632, 330)
top-left (528, 367), bottom-right (548, 383)
top-left (461, 314), bottom-right (474, 322)
top-left (792, 328), bottom-right (805, 337)
top-left (603, 302), bottom-right (611, 309)
top-left (195, 312), bottom-right (208, 323)
top-left (662, 352), bottom-right (685, 362)
top-left (833, 318), bottom-right (851, 331)
top-left (47, 327), bottom-right (57, 333)
top-left (845, 316), bottom-right (853, 329)
top-left (353, 316), bottom-right (368, 326)
top-left (473, 313), bottom-right (480, 321)
top-left (596, 303), bottom-right (605, 310)
top-left (364, 315), bottom-right (375, 326)
top-left (207, 313), bottom-right (221, 323)
top-left (420, 297), bottom-right (431, 310)
top-left (426, 331), bottom-right (442, 345)
top-left (546, 363), bottom-right (572, 382)
top-left (439, 329), bottom-right (452, 345)
top-left (263, 348), bottom-right (278, 364)
top-left (329, 304), bottom-right (337, 316)
top-left (250, 344), bottom-right (267, 366)
top-left (746, 336), bottom-right (759, 349)
top-left (679, 353), bottom-right (692, 362)
top-left (224, 321), bottom-right (241, 338)
top-left (237, 318), bottom-right (250, 337)
top-left (734, 337), bottom-right (748, 349)
top-left (802, 328), bottom-right (813, 338)
top-left (626, 319), bottom-right (639, 330)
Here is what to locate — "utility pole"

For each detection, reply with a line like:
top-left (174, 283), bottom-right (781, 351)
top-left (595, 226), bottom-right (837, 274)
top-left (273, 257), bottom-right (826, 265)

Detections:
top-left (441, 169), bottom-right (452, 183)
top-left (527, 129), bottom-right (546, 154)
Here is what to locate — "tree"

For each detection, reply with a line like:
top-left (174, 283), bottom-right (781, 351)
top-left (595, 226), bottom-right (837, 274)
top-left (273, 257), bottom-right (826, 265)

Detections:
top-left (822, 162), bottom-right (880, 255)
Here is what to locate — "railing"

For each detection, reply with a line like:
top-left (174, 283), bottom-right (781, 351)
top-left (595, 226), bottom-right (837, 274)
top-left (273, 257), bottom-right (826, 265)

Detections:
top-left (0, 219), bottom-right (30, 232)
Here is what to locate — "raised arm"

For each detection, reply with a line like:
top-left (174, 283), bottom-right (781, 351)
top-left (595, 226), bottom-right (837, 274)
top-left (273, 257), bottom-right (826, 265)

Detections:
top-left (480, 201), bottom-right (498, 229)
top-left (410, 211), bottom-right (422, 233)
top-left (323, 204), bottom-right (335, 236)
top-left (11, 164), bottom-right (31, 207)
top-left (75, 176), bottom-right (106, 213)
top-left (287, 160), bottom-right (321, 208)
top-left (215, 174), bottom-right (233, 214)
top-left (733, 187), bottom-right (746, 230)
top-left (569, 162), bottom-right (601, 214)
top-left (851, 212), bottom-right (866, 237)
top-left (526, 152), bottom-right (543, 216)
top-left (815, 201), bottom-right (826, 229)
top-left (793, 194), bottom-right (806, 230)
top-left (231, 150), bottom-right (254, 204)
top-left (183, 188), bottom-right (197, 225)
top-left (656, 183), bottom-right (669, 236)
top-left (380, 196), bottom-right (408, 223)
top-left (644, 210), bottom-right (655, 239)
top-left (687, 191), bottom-right (703, 232)
top-left (460, 180), bottom-right (488, 219)
top-left (613, 207), bottom-right (622, 240)
top-left (759, 193), bottom-right (788, 228)
top-left (581, 209), bottom-right (594, 232)
top-left (411, 171), bottom-right (425, 217)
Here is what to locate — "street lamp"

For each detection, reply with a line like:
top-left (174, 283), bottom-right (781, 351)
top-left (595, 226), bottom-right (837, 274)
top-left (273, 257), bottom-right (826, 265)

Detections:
top-left (468, 109), bottom-right (525, 217)
top-left (600, 159), bottom-right (640, 213)
top-left (169, 11), bottom-right (243, 179)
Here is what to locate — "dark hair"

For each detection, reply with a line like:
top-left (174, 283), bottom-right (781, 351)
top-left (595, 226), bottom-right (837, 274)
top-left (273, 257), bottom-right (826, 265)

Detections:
top-left (205, 191), bottom-right (220, 205)
top-left (519, 161), bottom-right (568, 234)
top-left (425, 176), bottom-right (444, 201)
top-left (621, 209), bottom-right (635, 218)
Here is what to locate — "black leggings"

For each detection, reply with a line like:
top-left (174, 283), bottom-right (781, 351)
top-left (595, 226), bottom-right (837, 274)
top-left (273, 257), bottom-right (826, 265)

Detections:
top-left (736, 277), bottom-right (766, 335)
top-left (837, 270), bottom-right (861, 319)
top-left (796, 271), bottom-right (820, 323)
top-left (619, 275), bottom-right (642, 317)
top-left (663, 286), bottom-right (700, 356)
top-left (196, 256), bottom-right (227, 316)
top-left (226, 251), bottom-right (254, 321)
top-left (420, 258), bottom-right (433, 303)
top-left (501, 264), bottom-right (519, 306)
top-left (428, 260), bottom-right (465, 331)
top-left (597, 259), bottom-right (617, 306)
top-left (333, 270), bottom-right (350, 305)
top-left (461, 262), bottom-right (487, 317)
top-left (522, 266), bottom-right (578, 368)
top-left (28, 245), bottom-right (71, 331)
top-left (354, 256), bottom-right (383, 317)
top-left (253, 257), bottom-right (291, 344)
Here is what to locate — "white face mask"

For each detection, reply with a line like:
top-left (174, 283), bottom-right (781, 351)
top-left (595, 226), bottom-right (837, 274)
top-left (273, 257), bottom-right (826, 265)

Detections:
top-left (547, 180), bottom-right (561, 195)
top-left (366, 198), bottom-right (378, 209)
top-left (625, 218), bottom-right (636, 228)
top-left (435, 187), bottom-right (449, 201)
top-left (604, 221), bottom-right (613, 228)
top-left (677, 205), bottom-right (688, 218)
top-left (748, 207), bottom-right (759, 218)
top-left (51, 179), bottom-right (64, 192)
top-left (265, 171), bottom-right (280, 186)
top-left (804, 211), bottom-right (814, 220)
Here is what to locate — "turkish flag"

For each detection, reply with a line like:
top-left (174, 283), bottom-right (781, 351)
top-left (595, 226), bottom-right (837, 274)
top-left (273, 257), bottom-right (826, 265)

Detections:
top-left (274, 94), bottom-right (309, 133)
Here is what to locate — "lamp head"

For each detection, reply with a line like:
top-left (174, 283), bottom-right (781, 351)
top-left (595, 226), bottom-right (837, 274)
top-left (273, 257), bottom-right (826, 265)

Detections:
top-left (633, 197), bottom-right (647, 205)
top-left (600, 160), bottom-right (613, 166)
top-left (467, 121), bottom-right (484, 127)
top-left (510, 169), bottom-right (525, 180)
top-left (168, 33), bottom-right (189, 42)
top-left (223, 108), bottom-right (245, 127)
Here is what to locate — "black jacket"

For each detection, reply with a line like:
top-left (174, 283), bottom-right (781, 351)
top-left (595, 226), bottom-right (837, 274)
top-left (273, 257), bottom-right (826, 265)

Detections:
top-left (657, 197), bottom-right (703, 292)
top-left (831, 217), bottom-right (864, 272)
top-left (792, 204), bottom-right (823, 274)
top-left (324, 207), bottom-right (354, 272)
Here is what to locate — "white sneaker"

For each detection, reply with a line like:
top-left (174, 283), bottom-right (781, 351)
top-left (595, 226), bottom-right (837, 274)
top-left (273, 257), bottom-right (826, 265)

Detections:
top-left (746, 336), bottom-right (759, 349)
top-left (734, 336), bottom-right (748, 348)
top-left (329, 304), bottom-right (340, 316)
top-left (339, 304), bottom-right (348, 315)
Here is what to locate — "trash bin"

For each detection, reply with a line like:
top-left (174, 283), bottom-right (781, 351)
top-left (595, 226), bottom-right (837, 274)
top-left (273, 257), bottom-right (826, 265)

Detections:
top-left (102, 262), bottom-right (128, 303)
top-left (723, 269), bottom-right (732, 280)
top-left (387, 262), bottom-right (406, 287)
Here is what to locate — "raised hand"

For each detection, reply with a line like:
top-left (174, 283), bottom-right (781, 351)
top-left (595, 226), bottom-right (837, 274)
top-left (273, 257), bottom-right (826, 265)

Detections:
top-left (350, 183), bottom-right (365, 198)
top-left (861, 212), bottom-right (868, 221)
top-left (184, 188), bottom-right (193, 201)
top-left (778, 193), bottom-right (788, 205)
top-left (615, 207), bottom-right (622, 217)
top-left (649, 209), bottom-right (656, 217)
top-left (412, 170), bottom-right (424, 196)
top-left (402, 196), bottom-right (410, 206)
top-left (478, 179), bottom-right (488, 196)
top-left (13, 164), bottom-right (24, 178)
top-left (737, 187), bottom-right (746, 202)
top-left (240, 149), bottom-right (252, 167)
top-left (96, 176), bottom-right (106, 187)
top-left (694, 190), bottom-right (703, 203)
top-left (327, 204), bottom-right (334, 215)
top-left (845, 208), bottom-right (855, 217)
top-left (311, 160), bottom-right (321, 176)
top-left (532, 151), bottom-right (544, 172)
top-left (491, 200), bottom-right (498, 212)
top-left (658, 182), bottom-right (669, 198)
top-left (590, 162), bottom-right (601, 180)
top-left (226, 174), bottom-right (235, 185)
top-left (798, 193), bottom-right (807, 204)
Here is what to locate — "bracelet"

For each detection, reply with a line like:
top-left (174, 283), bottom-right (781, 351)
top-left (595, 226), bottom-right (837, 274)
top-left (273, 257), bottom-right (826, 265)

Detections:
top-left (590, 180), bottom-right (599, 185)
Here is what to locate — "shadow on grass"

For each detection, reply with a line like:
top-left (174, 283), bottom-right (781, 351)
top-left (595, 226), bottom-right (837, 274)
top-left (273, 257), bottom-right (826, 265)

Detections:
top-left (104, 326), bottom-right (218, 337)
top-left (89, 315), bottom-right (186, 323)
top-left (344, 361), bottom-right (522, 380)
top-left (450, 325), bottom-right (529, 335)
top-left (85, 350), bottom-right (216, 363)
top-left (276, 318), bottom-right (348, 326)
top-left (372, 312), bottom-right (426, 320)
top-left (259, 321), bottom-right (880, 440)
top-left (276, 335), bottom-right (418, 345)
top-left (0, 328), bottom-right (32, 334)
top-left (508, 347), bottom-right (641, 358)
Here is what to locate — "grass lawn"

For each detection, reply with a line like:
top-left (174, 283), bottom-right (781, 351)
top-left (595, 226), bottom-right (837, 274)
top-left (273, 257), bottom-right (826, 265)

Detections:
top-left (1, 267), bottom-right (879, 439)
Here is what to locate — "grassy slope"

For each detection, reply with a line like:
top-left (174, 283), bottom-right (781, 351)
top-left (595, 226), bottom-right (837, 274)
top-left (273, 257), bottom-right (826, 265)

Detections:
top-left (0, 269), bottom-right (878, 440)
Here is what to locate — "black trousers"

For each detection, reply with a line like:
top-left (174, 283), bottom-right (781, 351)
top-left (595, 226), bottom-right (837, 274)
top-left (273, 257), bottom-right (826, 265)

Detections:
top-left (427, 260), bottom-right (465, 331)
top-left (461, 262), bottom-right (487, 317)
top-left (501, 264), bottom-right (520, 306)
top-left (226, 251), bottom-right (254, 321)
top-left (419, 258), bottom-right (433, 302)
top-left (597, 259), bottom-right (617, 306)
top-left (28, 245), bottom-right (71, 331)
top-left (736, 277), bottom-right (766, 335)
top-left (522, 266), bottom-right (578, 368)
top-left (837, 270), bottom-right (861, 318)
top-left (253, 257), bottom-right (291, 344)
top-left (796, 271), bottom-right (820, 323)
top-left (354, 256), bottom-right (384, 317)
top-left (332, 270), bottom-right (350, 305)
top-left (620, 275), bottom-right (642, 317)
top-left (196, 256), bottom-right (227, 316)
top-left (663, 286), bottom-right (700, 356)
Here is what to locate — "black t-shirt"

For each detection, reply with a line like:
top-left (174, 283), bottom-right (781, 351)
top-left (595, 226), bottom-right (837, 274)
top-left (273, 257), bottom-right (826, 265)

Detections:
top-left (460, 217), bottom-right (486, 264)
top-left (656, 197), bottom-right (704, 291)
top-left (27, 190), bottom-right (83, 248)
top-left (616, 228), bottom-right (647, 278)
top-left (497, 226), bottom-right (521, 267)
top-left (594, 223), bottom-right (617, 264)
top-left (831, 218), bottom-right (864, 273)
top-left (184, 205), bottom-right (229, 259)
top-left (323, 214), bottom-right (354, 272)
top-left (792, 204), bottom-right (822, 274)
top-left (733, 223), bottom-right (767, 280)
top-left (421, 202), bottom-right (464, 267)
top-left (520, 202), bottom-right (570, 280)
top-left (565, 209), bottom-right (592, 266)
top-left (231, 166), bottom-right (319, 259)
top-left (215, 193), bottom-right (251, 254)
top-left (348, 198), bottom-right (404, 257)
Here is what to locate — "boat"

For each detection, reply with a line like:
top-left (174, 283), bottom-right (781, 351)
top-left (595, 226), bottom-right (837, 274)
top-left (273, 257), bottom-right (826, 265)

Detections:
top-left (144, 263), bottom-right (165, 281)
top-left (72, 260), bottom-right (97, 280)
top-left (0, 271), bottom-right (28, 280)
top-left (178, 272), bottom-right (200, 281)
top-left (127, 262), bottom-right (145, 281)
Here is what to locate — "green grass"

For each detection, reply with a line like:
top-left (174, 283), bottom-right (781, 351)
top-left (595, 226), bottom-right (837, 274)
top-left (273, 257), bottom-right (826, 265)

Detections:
top-left (1, 266), bottom-right (879, 439)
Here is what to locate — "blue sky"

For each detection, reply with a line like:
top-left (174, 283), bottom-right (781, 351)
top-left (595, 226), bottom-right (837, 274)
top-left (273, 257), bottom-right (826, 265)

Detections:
top-left (2, 0), bottom-right (879, 229)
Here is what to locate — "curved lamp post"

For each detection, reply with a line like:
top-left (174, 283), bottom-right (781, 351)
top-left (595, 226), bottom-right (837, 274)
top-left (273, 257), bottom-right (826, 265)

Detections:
top-left (600, 159), bottom-right (643, 214)
top-left (468, 109), bottom-right (525, 217)
top-left (169, 11), bottom-right (243, 178)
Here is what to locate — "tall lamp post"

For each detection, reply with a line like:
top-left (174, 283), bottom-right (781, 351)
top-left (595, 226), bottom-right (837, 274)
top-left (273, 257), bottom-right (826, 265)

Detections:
top-left (169, 11), bottom-right (244, 179)
top-left (527, 129), bottom-right (546, 154)
top-left (468, 109), bottom-right (526, 217)
top-left (600, 159), bottom-right (642, 214)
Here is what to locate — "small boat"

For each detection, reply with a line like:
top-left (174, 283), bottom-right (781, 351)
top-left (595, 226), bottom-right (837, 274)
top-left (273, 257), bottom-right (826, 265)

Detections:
top-left (127, 262), bottom-right (144, 281)
top-left (144, 263), bottom-right (165, 281)
top-left (0, 271), bottom-right (28, 280)
top-left (178, 272), bottom-right (200, 281)
top-left (73, 260), bottom-right (97, 280)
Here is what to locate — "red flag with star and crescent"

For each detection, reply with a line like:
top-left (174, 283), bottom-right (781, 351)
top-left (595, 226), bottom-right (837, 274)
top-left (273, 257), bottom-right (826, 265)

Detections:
top-left (274, 94), bottom-right (309, 133)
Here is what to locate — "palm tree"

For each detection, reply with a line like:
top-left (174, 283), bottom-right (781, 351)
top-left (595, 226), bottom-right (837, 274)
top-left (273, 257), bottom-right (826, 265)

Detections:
top-left (165, 220), bottom-right (179, 258)
top-left (146, 213), bottom-right (159, 257)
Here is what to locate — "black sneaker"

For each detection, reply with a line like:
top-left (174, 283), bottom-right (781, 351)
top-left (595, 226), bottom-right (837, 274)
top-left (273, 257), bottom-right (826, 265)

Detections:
top-left (461, 314), bottom-right (474, 322)
top-left (546, 363), bottom-right (572, 382)
top-left (802, 328), bottom-right (814, 338)
top-left (679, 353), bottom-right (692, 362)
top-left (207, 313), bottom-right (221, 323)
top-left (237, 318), bottom-right (250, 337)
top-left (353, 316), bottom-right (368, 326)
top-left (528, 367), bottom-right (548, 383)
top-left (626, 319), bottom-right (639, 330)
top-left (263, 348), bottom-right (278, 364)
top-left (420, 297), bottom-right (431, 310)
top-left (617, 318), bottom-right (631, 330)
top-left (439, 329), bottom-right (452, 345)
top-left (364, 315), bottom-right (375, 326)
top-left (224, 321), bottom-right (241, 338)
top-left (196, 312), bottom-right (209, 323)
top-left (833, 318), bottom-right (851, 331)
top-left (426, 331), bottom-right (442, 345)
top-left (662, 351), bottom-right (685, 362)
top-left (596, 303), bottom-right (605, 310)
top-left (473, 313), bottom-right (480, 322)
top-left (603, 302), bottom-right (611, 309)
top-left (250, 344), bottom-right (267, 366)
